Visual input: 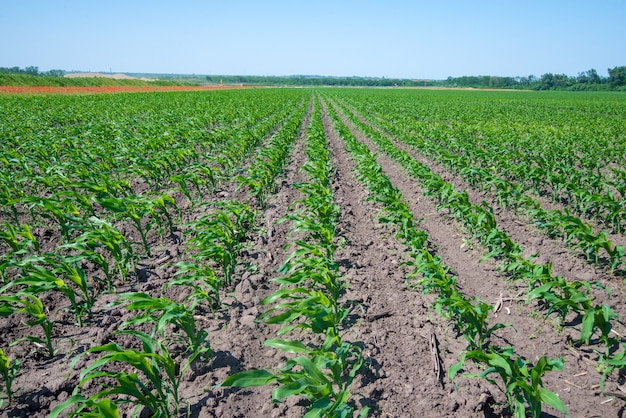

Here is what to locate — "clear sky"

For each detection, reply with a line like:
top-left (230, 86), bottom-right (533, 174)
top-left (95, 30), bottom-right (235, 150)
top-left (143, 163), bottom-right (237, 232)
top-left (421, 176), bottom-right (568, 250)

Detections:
top-left (1, 0), bottom-right (624, 79)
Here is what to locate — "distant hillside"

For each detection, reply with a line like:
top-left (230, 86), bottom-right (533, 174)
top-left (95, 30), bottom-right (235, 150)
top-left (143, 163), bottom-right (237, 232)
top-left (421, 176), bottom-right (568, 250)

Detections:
top-left (0, 73), bottom-right (196, 87)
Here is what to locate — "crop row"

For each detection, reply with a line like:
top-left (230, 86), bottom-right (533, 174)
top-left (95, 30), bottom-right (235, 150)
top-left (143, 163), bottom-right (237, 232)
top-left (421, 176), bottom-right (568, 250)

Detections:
top-left (329, 91), bottom-right (625, 272)
top-left (324, 98), bottom-right (568, 417)
top-left (0, 89), bottom-right (313, 414)
top-left (327, 96), bottom-right (626, 390)
top-left (223, 99), bottom-right (369, 417)
top-left (331, 90), bottom-right (625, 234)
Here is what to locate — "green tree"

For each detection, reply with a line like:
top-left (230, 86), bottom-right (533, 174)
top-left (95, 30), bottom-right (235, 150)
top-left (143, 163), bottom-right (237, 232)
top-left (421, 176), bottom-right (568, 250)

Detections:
top-left (608, 66), bottom-right (626, 87)
top-left (24, 66), bottom-right (39, 75)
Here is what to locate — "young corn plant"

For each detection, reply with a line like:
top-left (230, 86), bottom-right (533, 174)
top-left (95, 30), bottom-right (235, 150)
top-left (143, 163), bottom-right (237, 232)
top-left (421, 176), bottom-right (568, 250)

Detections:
top-left (50, 255), bottom-right (96, 323)
top-left (58, 217), bottom-right (134, 290)
top-left (96, 194), bottom-right (177, 257)
top-left (596, 342), bottom-right (626, 390)
top-left (0, 293), bottom-right (55, 357)
top-left (580, 304), bottom-right (617, 349)
top-left (526, 277), bottom-right (617, 348)
top-left (0, 222), bottom-right (40, 256)
top-left (167, 261), bottom-right (222, 311)
top-left (22, 196), bottom-right (85, 242)
top-left (171, 163), bottom-right (215, 207)
top-left (4, 256), bottom-right (92, 326)
top-left (0, 223), bottom-right (41, 284)
top-left (0, 347), bottom-right (20, 406)
top-left (526, 277), bottom-right (595, 324)
top-left (117, 292), bottom-right (212, 360)
top-left (449, 346), bottom-right (568, 418)
top-left (264, 241), bottom-right (346, 348)
top-left (222, 340), bottom-right (366, 418)
top-left (52, 330), bottom-right (197, 418)
top-left (185, 200), bottom-right (255, 287)
top-left (437, 292), bottom-right (508, 350)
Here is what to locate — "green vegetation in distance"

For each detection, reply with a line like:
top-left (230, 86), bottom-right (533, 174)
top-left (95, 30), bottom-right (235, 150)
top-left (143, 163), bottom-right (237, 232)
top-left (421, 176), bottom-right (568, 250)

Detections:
top-left (2, 65), bottom-right (626, 90)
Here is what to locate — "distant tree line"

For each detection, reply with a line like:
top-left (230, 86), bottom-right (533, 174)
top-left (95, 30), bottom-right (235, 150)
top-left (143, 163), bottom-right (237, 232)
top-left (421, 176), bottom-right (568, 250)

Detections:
top-left (204, 74), bottom-right (432, 87)
top-left (0, 66), bottom-right (65, 77)
top-left (2, 65), bottom-right (626, 90)
top-left (206, 67), bottom-right (626, 90)
top-left (441, 66), bottom-right (626, 91)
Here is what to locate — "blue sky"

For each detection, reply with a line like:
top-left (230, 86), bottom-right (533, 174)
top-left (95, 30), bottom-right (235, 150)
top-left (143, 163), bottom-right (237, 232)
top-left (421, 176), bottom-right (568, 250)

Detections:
top-left (1, 0), bottom-right (624, 79)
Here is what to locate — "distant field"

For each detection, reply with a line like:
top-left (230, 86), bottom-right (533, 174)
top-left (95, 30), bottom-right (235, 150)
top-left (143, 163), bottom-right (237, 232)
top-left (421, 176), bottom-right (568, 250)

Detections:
top-left (1, 88), bottom-right (625, 417)
top-left (0, 84), bottom-right (247, 94)
top-left (64, 72), bottom-right (154, 80)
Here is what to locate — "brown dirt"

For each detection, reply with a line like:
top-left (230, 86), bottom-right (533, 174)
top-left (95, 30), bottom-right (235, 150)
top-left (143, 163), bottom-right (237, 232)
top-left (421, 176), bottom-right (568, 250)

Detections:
top-left (1, 93), bottom-right (624, 418)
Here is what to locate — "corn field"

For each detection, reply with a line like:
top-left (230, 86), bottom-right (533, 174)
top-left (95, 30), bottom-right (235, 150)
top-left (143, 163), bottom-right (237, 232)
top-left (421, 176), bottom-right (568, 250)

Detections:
top-left (0, 88), bottom-right (625, 417)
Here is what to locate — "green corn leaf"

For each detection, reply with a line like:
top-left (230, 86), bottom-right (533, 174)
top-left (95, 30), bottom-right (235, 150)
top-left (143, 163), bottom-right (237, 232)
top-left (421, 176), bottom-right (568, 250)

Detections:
top-left (292, 356), bottom-right (331, 387)
top-left (272, 378), bottom-right (311, 400)
top-left (580, 309), bottom-right (596, 344)
top-left (221, 369), bottom-right (275, 387)
top-left (538, 387), bottom-right (569, 416)
top-left (50, 395), bottom-right (120, 418)
top-left (265, 339), bottom-right (313, 354)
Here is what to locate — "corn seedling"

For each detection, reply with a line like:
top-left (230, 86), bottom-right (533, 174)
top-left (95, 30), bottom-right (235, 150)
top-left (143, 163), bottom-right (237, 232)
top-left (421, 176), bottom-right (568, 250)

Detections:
top-left (4, 256), bottom-right (91, 326)
top-left (167, 261), bottom-right (222, 311)
top-left (58, 217), bottom-right (134, 290)
top-left (450, 346), bottom-right (568, 418)
top-left (0, 347), bottom-right (20, 405)
top-left (53, 330), bottom-right (195, 417)
top-left (186, 200), bottom-right (255, 286)
top-left (222, 340), bottom-right (366, 418)
top-left (117, 292), bottom-right (212, 359)
top-left (437, 293), bottom-right (508, 349)
top-left (596, 343), bottom-right (626, 390)
top-left (0, 293), bottom-right (55, 357)
top-left (22, 196), bottom-right (85, 242)
top-left (96, 195), bottom-right (176, 256)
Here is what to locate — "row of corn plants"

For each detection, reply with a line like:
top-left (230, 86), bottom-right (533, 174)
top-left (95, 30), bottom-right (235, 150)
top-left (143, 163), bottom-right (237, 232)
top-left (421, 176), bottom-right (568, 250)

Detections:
top-left (48, 99), bottom-right (313, 414)
top-left (237, 99), bottom-right (309, 207)
top-left (332, 90), bottom-right (625, 235)
top-left (49, 199), bottom-right (258, 416)
top-left (323, 99), bottom-right (568, 417)
top-left (330, 93), bottom-right (625, 274)
top-left (43, 95), bottom-right (314, 416)
top-left (50, 291), bottom-right (214, 416)
top-left (391, 115), bottom-right (624, 272)
top-left (222, 100), bottom-right (369, 417)
top-left (329, 98), bottom-right (626, 388)
top-left (0, 89), bottom-right (312, 409)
